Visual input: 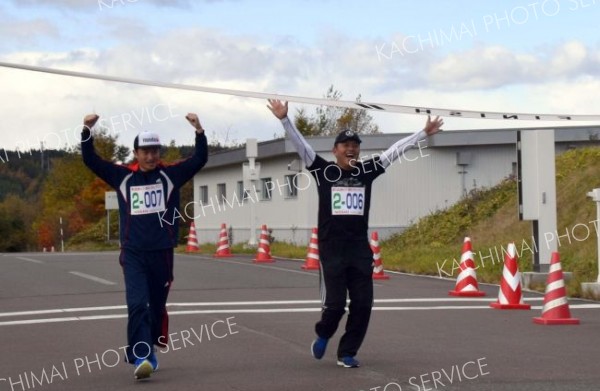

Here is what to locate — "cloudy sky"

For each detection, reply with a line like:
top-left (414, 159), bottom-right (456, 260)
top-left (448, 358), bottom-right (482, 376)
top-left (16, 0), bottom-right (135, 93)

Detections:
top-left (1, 0), bottom-right (599, 151)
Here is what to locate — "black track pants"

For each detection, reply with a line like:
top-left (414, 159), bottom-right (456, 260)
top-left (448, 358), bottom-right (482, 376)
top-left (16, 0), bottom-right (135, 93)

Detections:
top-left (315, 239), bottom-right (374, 358)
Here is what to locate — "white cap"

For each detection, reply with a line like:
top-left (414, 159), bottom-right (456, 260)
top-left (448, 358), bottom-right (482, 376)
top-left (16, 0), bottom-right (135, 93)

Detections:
top-left (134, 131), bottom-right (161, 149)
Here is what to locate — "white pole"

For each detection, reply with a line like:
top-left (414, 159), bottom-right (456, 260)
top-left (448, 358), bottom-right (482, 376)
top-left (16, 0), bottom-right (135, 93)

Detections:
top-left (248, 156), bottom-right (257, 247)
top-left (59, 217), bottom-right (64, 252)
top-left (245, 139), bottom-right (259, 247)
top-left (586, 189), bottom-right (600, 283)
top-left (596, 197), bottom-right (600, 283)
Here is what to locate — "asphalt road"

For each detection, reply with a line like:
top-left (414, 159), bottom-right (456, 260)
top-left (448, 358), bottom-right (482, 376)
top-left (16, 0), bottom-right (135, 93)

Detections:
top-left (1, 251), bottom-right (599, 391)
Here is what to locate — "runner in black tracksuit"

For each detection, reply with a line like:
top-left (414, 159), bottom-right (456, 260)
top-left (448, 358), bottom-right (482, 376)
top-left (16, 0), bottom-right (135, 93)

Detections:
top-left (81, 113), bottom-right (208, 380)
top-left (267, 99), bottom-right (443, 368)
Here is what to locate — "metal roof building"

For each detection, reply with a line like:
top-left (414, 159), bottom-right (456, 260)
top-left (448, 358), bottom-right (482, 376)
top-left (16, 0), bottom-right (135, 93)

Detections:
top-left (190, 126), bottom-right (600, 245)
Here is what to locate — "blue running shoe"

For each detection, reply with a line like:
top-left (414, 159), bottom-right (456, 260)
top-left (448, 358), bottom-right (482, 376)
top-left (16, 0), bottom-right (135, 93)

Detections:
top-left (133, 358), bottom-right (153, 380)
top-left (337, 356), bottom-right (360, 368)
top-left (148, 353), bottom-right (159, 372)
top-left (311, 337), bottom-right (328, 359)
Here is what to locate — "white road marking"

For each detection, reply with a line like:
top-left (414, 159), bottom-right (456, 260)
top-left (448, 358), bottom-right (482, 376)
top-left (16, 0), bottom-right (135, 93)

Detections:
top-left (168, 297), bottom-right (545, 307)
top-left (0, 305), bottom-right (126, 318)
top-left (1, 304), bottom-right (599, 327)
top-left (0, 297), bottom-right (545, 318)
top-left (0, 317), bottom-right (81, 326)
top-left (68, 271), bottom-right (116, 285)
top-left (198, 257), bottom-right (317, 276)
top-left (0, 297), bottom-right (594, 327)
top-left (15, 257), bottom-right (43, 264)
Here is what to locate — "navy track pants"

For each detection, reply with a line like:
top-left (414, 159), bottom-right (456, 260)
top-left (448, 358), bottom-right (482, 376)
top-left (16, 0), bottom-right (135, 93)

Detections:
top-left (119, 248), bottom-right (173, 363)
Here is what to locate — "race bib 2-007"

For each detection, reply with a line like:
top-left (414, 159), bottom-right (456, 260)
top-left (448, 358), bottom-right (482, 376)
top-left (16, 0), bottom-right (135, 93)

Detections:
top-left (331, 186), bottom-right (365, 216)
top-left (130, 183), bottom-right (165, 215)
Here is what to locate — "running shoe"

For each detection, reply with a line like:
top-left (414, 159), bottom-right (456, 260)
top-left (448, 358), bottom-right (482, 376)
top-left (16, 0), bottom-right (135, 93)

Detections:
top-left (337, 356), bottom-right (360, 368)
top-left (148, 353), bottom-right (159, 372)
top-left (133, 358), bottom-right (153, 380)
top-left (311, 337), bottom-right (328, 359)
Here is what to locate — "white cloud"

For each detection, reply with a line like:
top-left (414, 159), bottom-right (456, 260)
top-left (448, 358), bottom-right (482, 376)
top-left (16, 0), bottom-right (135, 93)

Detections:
top-left (2, 27), bottom-right (600, 151)
top-left (549, 40), bottom-right (588, 76)
top-left (427, 41), bottom-right (600, 90)
top-left (8, 0), bottom-right (207, 10)
top-left (0, 8), bottom-right (59, 47)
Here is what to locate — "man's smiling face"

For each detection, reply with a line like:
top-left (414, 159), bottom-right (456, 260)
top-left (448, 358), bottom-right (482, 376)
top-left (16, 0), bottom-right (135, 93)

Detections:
top-left (333, 140), bottom-right (360, 170)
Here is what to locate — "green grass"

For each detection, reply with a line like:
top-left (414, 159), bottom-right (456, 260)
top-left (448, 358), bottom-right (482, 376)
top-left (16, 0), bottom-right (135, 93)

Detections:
top-left (381, 145), bottom-right (600, 298)
top-left (65, 241), bottom-right (120, 251)
top-left (175, 241), bottom-right (307, 260)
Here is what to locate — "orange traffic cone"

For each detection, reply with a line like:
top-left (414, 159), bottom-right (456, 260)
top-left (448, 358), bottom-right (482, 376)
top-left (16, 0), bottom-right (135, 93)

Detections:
top-left (301, 228), bottom-right (320, 270)
top-left (533, 252), bottom-right (579, 325)
top-left (490, 243), bottom-right (530, 309)
top-left (254, 224), bottom-right (274, 263)
top-left (185, 221), bottom-right (200, 253)
top-left (213, 223), bottom-right (233, 258)
top-left (370, 231), bottom-right (389, 280)
top-left (449, 237), bottom-right (484, 296)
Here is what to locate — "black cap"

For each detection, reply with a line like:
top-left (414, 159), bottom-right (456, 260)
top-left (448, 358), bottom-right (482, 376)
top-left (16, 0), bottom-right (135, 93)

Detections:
top-left (334, 129), bottom-right (362, 145)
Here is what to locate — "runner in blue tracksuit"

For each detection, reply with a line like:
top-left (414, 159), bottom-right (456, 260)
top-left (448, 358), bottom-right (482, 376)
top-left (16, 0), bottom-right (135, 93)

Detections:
top-left (267, 99), bottom-right (443, 368)
top-left (81, 113), bottom-right (208, 380)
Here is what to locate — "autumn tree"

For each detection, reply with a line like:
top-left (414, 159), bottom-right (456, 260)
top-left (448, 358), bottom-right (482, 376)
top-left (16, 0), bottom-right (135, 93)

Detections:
top-left (0, 194), bottom-right (36, 251)
top-left (294, 85), bottom-right (380, 136)
top-left (35, 127), bottom-right (126, 249)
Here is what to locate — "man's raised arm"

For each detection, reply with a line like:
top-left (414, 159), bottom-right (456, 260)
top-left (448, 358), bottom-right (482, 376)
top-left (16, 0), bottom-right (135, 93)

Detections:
top-left (267, 99), bottom-right (316, 167)
top-left (80, 113), bottom-right (122, 187)
top-left (378, 115), bottom-right (444, 169)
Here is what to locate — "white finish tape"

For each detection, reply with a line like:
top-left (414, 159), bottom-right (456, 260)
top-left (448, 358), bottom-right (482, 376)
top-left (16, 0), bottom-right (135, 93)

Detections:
top-left (1, 61), bottom-right (599, 121)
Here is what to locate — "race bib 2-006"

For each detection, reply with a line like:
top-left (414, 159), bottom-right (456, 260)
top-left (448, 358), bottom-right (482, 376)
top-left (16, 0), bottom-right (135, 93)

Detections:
top-left (331, 186), bottom-right (365, 216)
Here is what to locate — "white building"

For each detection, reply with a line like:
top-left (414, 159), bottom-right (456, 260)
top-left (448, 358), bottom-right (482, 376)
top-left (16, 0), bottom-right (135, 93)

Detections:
top-left (191, 126), bottom-right (600, 245)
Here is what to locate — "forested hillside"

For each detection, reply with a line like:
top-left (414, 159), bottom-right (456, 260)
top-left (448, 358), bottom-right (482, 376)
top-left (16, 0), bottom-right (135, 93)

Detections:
top-left (0, 129), bottom-right (218, 252)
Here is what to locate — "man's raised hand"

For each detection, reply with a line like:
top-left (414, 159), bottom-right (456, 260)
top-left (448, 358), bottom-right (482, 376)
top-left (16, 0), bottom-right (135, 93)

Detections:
top-left (186, 113), bottom-right (203, 132)
top-left (267, 99), bottom-right (288, 120)
top-left (83, 114), bottom-right (100, 131)
top-left (423, 115), bottom-right (444, 136)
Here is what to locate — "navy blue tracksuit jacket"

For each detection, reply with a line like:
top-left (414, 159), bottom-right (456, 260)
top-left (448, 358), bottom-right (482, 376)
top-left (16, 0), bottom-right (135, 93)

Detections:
top-left (81, 128), bottom-right (208, 363)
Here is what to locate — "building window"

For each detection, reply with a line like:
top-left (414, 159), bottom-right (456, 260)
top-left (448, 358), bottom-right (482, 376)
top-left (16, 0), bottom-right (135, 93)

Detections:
top-left (217, 183), bottom-right (226, 204)
top-left (199, 185), bottom-right (208, 204)
top-left (237, 180), bottom-right (250, 203)
top-left (284, 174), bottom-right (298, 198)
top-left (261, 177), bottom-right (272, 201)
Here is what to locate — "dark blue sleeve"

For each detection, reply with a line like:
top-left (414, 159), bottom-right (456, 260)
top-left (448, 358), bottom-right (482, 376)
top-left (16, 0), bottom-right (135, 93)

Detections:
top-left (164, 132), bottom-right (208, 188)
top-left (81, 128), bottom-right (128, 188)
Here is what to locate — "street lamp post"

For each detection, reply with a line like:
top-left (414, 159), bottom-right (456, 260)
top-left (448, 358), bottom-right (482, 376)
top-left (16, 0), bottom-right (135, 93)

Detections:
top-left (243, 139), bottom-right (260, 247)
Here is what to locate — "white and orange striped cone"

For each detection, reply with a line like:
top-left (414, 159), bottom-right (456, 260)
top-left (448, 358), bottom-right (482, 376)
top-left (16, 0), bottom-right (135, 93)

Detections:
top-left (301, 228), bottom-right (320, 270)
top-left (254, 224), bottom-right (274, 263)
top-left (213, 223), bottom-right (233, 258)
top-left (449, 237), bottom-right (484, 296)
top-left (370, 231), bottom-right (389, 280)
top-left (490, 243), bottom-right (530, 310)
top-left (533, 252), bottom-right (579, 325)
top-left (185, 221), bottom-right (200, 253)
